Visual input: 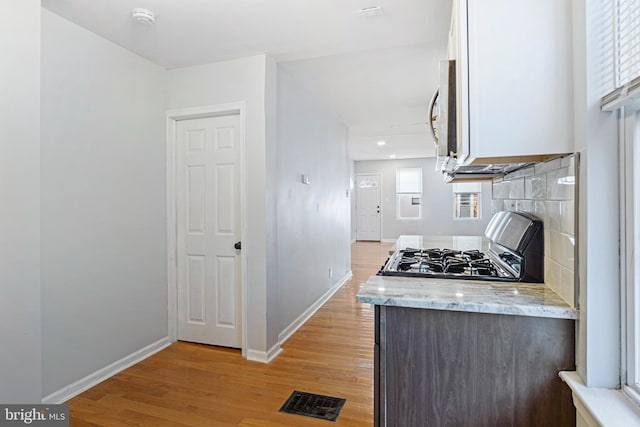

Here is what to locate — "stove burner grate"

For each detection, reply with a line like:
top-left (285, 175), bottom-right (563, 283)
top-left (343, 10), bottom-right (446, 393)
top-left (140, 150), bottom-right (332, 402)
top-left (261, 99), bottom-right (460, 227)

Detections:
top-left (394, 247), bottom-right (502, 278)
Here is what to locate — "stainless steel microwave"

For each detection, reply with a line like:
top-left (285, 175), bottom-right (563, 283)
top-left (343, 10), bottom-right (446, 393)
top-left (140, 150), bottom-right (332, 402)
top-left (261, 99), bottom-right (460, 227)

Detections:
top-left (428, 60), bottom-right (457, 171)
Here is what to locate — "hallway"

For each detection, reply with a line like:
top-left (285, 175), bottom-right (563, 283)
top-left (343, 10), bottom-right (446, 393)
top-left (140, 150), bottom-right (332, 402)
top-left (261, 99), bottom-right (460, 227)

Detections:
top-left (67, 242), bottom-right (392, 426)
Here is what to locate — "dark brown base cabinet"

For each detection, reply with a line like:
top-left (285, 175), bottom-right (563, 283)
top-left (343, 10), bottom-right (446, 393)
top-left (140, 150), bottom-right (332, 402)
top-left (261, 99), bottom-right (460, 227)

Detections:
top-left (374, 306), bottom-right (576, 427)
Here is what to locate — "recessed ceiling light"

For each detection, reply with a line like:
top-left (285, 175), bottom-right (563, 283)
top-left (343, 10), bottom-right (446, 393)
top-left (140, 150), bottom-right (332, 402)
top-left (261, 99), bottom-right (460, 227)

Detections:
top-left (358, 6), bottom-right (384, 16)
top-left (389, 154), bottom-right (396, 159)
top-left (377, 140), bottom-right (386, 146)
top-left (131, 8), bottom-right (156, 25)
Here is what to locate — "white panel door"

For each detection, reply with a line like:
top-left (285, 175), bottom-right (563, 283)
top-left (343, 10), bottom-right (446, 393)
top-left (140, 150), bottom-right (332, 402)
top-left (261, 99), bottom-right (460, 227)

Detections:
top-left (176, 114), bottom-right (242, 348)
top-left (356, 174), bottom-right (381, 241)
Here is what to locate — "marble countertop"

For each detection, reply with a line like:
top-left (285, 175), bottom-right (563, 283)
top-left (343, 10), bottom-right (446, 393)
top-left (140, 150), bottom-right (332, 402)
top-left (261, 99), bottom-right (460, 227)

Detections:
top-left (361, 234), bottom-right (578, 320)
top-left (357, 275), bottom-right (578, 319)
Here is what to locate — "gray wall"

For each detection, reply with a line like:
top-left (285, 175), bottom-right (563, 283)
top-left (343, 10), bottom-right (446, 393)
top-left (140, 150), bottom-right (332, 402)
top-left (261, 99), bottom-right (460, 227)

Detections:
top-left (166, 55), bottom-right (275, 354)
top-left (354, 158), bottom-right (492, 240)
top-left (0, 0), bottom-right (42, 403)
top-left (265, 57), bottom-right (280, 350)
top-left (41, 10), bottom-right (168, 396)
top-left (275, 66), bottom-right (352, 335)
top-left (572, 0), bottom-right (620, 388)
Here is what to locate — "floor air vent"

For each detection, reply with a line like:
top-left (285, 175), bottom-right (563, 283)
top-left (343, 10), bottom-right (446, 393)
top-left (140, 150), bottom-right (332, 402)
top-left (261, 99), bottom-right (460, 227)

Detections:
top-left (279, 390), bottom-right (346, 422)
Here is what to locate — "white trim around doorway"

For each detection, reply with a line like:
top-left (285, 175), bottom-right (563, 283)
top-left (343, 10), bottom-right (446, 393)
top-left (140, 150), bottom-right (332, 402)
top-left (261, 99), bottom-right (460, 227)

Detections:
top-left (166, 102), bottom-right (249, 358)
top-left (354, 173), bottom-right (383, 241)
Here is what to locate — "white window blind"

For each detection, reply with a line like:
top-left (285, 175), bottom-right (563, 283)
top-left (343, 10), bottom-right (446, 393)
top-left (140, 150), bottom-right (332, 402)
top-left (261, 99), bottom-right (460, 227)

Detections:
top-left (602, 0), bottom-right (640, 110)
top-left (617, 0), bottom-right (640, 87)
top-left (396, 168), bottom-right (422, 194)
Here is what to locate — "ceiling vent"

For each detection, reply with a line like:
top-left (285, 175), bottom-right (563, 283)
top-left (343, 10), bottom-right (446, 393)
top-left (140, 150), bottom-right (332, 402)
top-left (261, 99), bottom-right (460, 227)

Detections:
top-left (131, 8), bottom-right (156, 25)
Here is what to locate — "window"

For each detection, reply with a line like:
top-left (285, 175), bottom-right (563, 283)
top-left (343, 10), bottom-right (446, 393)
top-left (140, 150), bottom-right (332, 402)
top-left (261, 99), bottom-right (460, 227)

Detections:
top-left (621, 107), bottom-right (640, 399)
top-left (396, 168), bottom-right (422, 219)
top-left (602, 0), bottom-right (640, 110)
top-left (453, 183), bottom-right (481, 220)
top-left (454, 193), bottom-right (480, 219)
top-left (610, 0), bottom-right (640, 400)
top-left (614, 0), bottom-right (640, 88)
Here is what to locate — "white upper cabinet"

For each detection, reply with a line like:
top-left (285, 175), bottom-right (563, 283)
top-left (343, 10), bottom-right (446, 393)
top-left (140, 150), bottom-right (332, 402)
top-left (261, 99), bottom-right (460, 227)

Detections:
top-left (454, 0), bottom-right (574, 165)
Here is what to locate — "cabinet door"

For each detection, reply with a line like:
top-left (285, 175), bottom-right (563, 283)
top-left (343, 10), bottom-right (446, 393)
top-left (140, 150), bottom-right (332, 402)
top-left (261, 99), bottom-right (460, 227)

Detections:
top-left (375, 306), bottom-right (385, 427)
top-left (457, 0), bottom-right (574, 164)
top-left (382, 307), bottom-right (575, 426)
top-left (374, 342), bottom-right (380, 427)
top-left (455, 0), bottom-right (470, 163)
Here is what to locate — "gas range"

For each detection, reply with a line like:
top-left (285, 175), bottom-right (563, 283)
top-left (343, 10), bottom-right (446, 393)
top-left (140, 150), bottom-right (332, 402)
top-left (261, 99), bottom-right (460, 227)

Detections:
top-left (378, 211), bottom-right (544, 283)
top-left (380, 247), bottom-right (520, 281)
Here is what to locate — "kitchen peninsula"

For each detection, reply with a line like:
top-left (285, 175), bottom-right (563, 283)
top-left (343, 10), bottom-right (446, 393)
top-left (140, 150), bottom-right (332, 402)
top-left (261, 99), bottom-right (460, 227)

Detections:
top-left (357, 235), bottom-right (578, 427)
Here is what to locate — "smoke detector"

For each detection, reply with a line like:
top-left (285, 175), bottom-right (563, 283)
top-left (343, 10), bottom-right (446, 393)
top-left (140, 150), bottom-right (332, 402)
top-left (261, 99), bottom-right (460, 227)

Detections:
top-left (131, 8), bottom-right (156, 25)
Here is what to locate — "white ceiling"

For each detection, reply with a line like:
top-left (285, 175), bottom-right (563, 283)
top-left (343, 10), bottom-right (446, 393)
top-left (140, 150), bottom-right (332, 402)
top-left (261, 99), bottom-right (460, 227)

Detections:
top-left (41, 0), bottom-right (452, 160)
top-left (280, 43), bottom-right (444, 160)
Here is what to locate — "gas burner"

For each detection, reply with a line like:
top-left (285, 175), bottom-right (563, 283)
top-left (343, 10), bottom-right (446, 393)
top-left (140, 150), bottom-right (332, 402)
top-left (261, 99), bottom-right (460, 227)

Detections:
top-left (442, 249), bottom-right (461, 255)
top-left (463, 250), bottom-right (484, 260)
top-left (398, 257), bottom-right (420, 270)
top-left (423, 248), bottom-right (442, 259)
top-left (442, 252), bottom-right (462, 263)
top-left (474, 265), bottom-right (497, 276)
top-left (444, 260), bottom-right (467, 273)
top-left (403, 248), bottom-right (422, 257)
top-left (470, 258), bottom-right (492, 267)
top-left (426, 261), bottom-right (444, 272)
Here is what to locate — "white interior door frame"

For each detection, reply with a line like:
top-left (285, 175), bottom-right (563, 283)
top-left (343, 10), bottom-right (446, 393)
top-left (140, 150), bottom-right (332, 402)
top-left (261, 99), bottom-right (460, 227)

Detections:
top-left (166, 102), bottom-right (248, 358)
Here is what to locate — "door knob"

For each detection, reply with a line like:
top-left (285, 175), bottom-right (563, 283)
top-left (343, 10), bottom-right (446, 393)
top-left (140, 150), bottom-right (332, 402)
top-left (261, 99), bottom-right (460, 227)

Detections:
top-left (234, 241), bottom-right (242, 250)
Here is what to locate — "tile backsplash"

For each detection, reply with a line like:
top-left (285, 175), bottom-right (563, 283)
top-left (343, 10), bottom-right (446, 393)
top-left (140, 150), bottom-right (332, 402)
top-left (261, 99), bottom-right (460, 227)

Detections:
top-left (492, 155), bottom-right (577, 307)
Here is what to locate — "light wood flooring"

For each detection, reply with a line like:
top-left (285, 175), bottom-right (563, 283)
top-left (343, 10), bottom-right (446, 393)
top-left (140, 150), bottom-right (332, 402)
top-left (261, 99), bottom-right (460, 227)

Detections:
top-left (67, 241), bottom-right (392, 426)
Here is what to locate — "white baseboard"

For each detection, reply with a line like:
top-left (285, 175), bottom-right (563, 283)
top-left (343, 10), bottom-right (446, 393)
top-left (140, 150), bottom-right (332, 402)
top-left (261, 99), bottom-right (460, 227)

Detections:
top-left (277, 271), bottom-right (352, 346)
top-left (246, 344), bottom-right (282, 364)
top-left (41, 337), bottom-right (171, 404)
top-left (245, 271), bottom-right (353, 364)
top-left (381, 238), bottom-right (397, 243)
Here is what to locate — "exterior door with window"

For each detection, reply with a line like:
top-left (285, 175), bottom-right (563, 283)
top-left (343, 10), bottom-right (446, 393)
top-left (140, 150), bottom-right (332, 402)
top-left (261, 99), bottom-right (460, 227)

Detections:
top-left (356, 174), bottom-right (381, 241)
